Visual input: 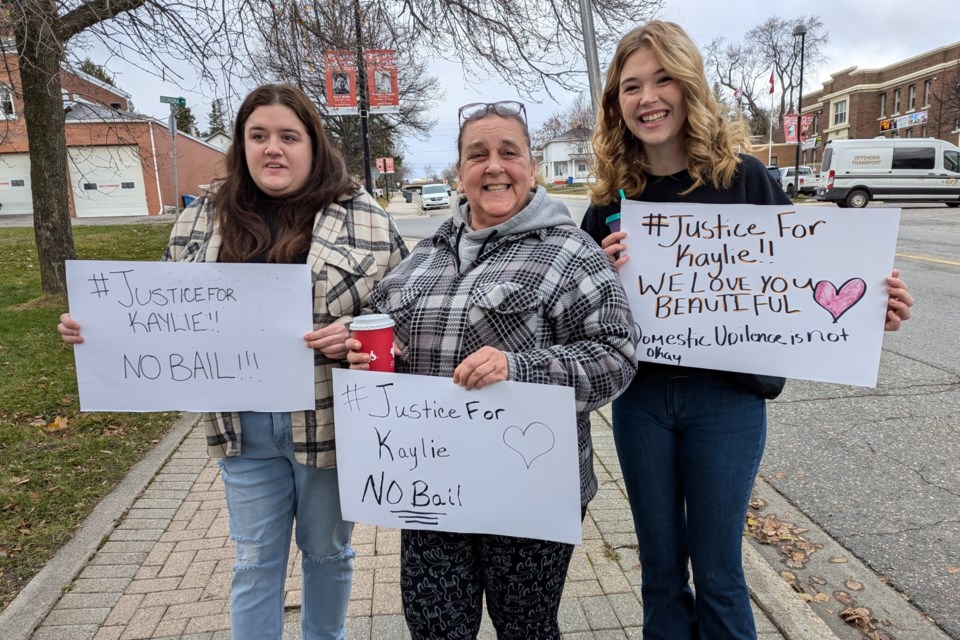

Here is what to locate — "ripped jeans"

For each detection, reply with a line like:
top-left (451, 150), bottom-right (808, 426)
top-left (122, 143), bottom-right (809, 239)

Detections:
top-left (219, 412), bottom-right (354, 640)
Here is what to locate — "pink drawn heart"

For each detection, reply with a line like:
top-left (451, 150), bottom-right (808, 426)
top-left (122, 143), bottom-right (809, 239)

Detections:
top-left (813, 278), bottom-right (867, 322)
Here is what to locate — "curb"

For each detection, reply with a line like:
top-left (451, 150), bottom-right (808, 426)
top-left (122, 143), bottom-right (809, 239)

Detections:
top-left (745, 542), bottom-right (841, 639)
top-left (749, 478), bottom-right (953, 640)
top-left (0, 412), bottom-right (200, 640)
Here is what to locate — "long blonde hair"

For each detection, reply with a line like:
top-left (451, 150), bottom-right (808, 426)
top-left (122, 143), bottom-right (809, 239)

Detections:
top-left (591, 21), bottom-right (750, 204)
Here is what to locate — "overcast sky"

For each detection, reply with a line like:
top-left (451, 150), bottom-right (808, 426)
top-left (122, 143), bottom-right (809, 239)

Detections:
top-left (98, 0), bottom-right (957, 178)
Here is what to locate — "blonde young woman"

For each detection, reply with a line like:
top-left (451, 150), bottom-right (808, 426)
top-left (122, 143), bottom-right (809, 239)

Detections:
top-left (580, 21), bottom-right (914, 640)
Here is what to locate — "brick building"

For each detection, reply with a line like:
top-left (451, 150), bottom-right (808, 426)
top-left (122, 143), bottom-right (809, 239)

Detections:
top-left (0, 52), bottom-right (225, 217)
top-left (751, 41), bottom-right (960, 172)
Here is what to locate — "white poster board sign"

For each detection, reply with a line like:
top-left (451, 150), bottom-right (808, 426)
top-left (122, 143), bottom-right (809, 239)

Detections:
top-left (619, 202), bottom-right (901, 387)
top-left (333, 369), bottom-right (582, 545)
top-left (65, 260), bottom-right (315, 412)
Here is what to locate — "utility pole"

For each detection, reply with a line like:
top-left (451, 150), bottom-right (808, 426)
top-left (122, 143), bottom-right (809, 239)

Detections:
top-left (578, 0), bottom-right (602, 119)
top-left (792, 24), bottom-right (808, 200)
top-left (160, 95), bottom-right (186, 209)
top-left (353, 0), bottom-right (373, 195)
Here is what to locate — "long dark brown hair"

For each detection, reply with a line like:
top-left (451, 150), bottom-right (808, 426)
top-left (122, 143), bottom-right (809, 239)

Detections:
top-left (215, 84), bottom-right (355, 263)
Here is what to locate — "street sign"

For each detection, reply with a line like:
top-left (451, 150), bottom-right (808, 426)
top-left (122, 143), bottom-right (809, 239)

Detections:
top-left (160, 96), bottom-right (186, 107)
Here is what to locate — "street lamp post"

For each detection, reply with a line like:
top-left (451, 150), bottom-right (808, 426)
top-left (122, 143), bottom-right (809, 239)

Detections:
top-left (353, 0), bottom-right (373, 196)
top-left (792, 23), bottom-right (808, 200)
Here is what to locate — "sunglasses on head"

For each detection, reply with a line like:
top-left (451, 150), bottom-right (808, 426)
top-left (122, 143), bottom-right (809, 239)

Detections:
top-left (457, 101), bottom-right (527, 128)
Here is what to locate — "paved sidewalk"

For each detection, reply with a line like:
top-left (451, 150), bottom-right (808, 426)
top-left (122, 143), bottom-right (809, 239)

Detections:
top-left (7, 406), bottom-right (837, 640)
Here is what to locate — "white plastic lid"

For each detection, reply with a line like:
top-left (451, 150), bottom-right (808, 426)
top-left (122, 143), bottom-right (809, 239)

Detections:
top-left (350, 314), bottom-right (394, 331)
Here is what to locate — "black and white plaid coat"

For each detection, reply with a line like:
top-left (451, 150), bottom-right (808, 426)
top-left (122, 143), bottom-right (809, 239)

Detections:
top-left (370, 193), bottom-right (638, 505)
top-left (163, 186), bottom-right (408, 468)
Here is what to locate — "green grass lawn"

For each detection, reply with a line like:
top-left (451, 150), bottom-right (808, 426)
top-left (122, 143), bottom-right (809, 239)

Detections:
top-left (543, 183), bottom-right (590, 196)
top-left (0, 224), bottom-right (176, 610)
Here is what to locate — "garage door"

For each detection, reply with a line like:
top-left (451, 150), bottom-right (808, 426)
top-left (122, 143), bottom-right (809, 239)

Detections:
top-left (69, 145), bottom-right (148, 217)
top-left (0, 152), bottom-right (34, 215)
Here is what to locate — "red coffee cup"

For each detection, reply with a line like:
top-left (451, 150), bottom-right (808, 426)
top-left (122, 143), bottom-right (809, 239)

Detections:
top-left (350, 314), bottom-right (395, 372)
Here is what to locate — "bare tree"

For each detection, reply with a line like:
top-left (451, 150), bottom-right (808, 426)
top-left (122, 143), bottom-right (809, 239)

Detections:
top-left (235, 0), bottom-right (662, 101)
top-left (1, 1), bottom-right (231, 295)
top-left (932, 66), bottom-right (960, 140)
top-left (532, 113), bottom-right (569, 152)
top-left (705, 15), bottom-right (828, 140)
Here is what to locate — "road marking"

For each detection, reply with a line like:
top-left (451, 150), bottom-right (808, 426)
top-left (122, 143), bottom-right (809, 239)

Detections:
top-left (895, 252), bottom-right (960, 267)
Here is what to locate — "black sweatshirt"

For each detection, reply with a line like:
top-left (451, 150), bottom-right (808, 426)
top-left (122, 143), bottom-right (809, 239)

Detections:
top-left (580, 154), bottom-right (790, 399)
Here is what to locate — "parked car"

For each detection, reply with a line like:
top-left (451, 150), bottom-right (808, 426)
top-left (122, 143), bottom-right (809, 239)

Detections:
top-left (816, 138), bottom-right (960, 208)
top-left (778, 165), bottom-right (817, 198)
top-left (421, 183), bottom-right (451, 210)
top-left (765, 165), bottom-right (781, 185)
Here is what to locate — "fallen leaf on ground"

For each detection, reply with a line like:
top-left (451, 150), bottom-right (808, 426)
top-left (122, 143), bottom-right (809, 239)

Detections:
top-left (845, 579), bottom-right (864, 591)
top-left (829, 556), bottom-right (848, 564)
top-left (814, 593), bottom-right (830, 603)
top-left (948, 566), bottom-right (960, 574)
top-left (834, 591), bottom-right (854, 606)
top-left (44, 416), bottom-right (69, 433)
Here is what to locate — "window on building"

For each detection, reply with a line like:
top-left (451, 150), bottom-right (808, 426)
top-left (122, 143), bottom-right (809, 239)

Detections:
top-left (908, 85), bottom-right (916, 110)
top-left (893, 89), bottom-right (901, 113)
top-left (552, 161), bottom-right (567, 178)
top-left (1, 85), bottom-right (14, 118)
top-left (906, 129), bottom-right (913, 138)
top-left (924, 80), bottom-right (933, 107)
top-left (892, 146), bottom-right (934, 170)
top-left (955, 118), bottom-right (960, 131)
top-left (833, 100), bottom-right (847, 126)
top-left (879, 93), bottom-right (886, 118)
top-left (577, 163), bottom-right (587, 174)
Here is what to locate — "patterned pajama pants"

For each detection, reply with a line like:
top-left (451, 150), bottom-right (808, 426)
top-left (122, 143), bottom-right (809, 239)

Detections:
top-left (400, 529), bottom-right (575, 639)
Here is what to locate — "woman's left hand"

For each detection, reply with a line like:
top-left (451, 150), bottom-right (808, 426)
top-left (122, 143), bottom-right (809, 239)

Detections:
top-left (305, 323), bottom-right (350, 359)
top-left (884, 268), bottom-right (914, 332)
top-left (453, 346), bottom-right (508, 390)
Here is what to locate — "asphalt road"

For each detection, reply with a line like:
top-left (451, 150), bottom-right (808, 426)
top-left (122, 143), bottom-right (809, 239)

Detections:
top-left (399, 199), bottom-right (960, 638)
top-left (759, 203), bottom-right (960, 638)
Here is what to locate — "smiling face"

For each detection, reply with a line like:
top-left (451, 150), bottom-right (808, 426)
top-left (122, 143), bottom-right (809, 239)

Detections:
top-left (618, 46), bottom-right (688, 173)
top-left (243, 104), bottom-right (313, 198)
top-left (457, 115), bottom-right (536, 230)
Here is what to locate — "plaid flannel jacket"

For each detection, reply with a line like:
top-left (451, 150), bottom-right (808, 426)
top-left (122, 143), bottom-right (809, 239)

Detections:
top-left (163, 187), bottom-right (408, 467)
top-left (370, 217), bottom-right (638, 505)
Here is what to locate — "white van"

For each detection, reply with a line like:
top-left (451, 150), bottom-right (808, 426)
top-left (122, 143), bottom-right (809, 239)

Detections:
top-left (420, 183), bottom-right (450, 210)
top-left (815, 138), bottom-right (960, 208)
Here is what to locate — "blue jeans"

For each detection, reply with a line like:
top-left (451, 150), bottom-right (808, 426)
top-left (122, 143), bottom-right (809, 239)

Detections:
top-left (219, 412), bottom-right (355, 640)
top-left (612, 376), bottom-right (766, 640)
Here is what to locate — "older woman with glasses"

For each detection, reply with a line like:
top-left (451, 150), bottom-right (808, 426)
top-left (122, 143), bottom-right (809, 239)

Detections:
top-left (345, 100), bottom-right (638, 639)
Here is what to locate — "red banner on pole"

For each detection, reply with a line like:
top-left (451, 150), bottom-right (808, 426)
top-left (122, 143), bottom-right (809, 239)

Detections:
top-left (324, 50), bottom-right (358, 110)
top-left (384, 157), bottom-right (395, 174)
top-left (365, 49), bottom-right (399, 110)
top-left (784, 114), bottom-right (815, 144)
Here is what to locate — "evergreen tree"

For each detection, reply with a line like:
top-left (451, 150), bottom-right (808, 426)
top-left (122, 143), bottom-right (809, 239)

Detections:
top-left (173, 103), bottom-right (198, 135)
top-left (78, 58), bottom-right (115, 86)
top-left (207, 98), bottom-right (227, 135)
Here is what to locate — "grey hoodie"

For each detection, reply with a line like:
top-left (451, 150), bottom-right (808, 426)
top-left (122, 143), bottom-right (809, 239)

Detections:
top-left (451, 185), bottom-right (575, 272)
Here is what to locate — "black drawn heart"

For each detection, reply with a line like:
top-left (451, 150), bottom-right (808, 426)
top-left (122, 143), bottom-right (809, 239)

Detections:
top-left (503, 422), bottom-right (556, 469)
